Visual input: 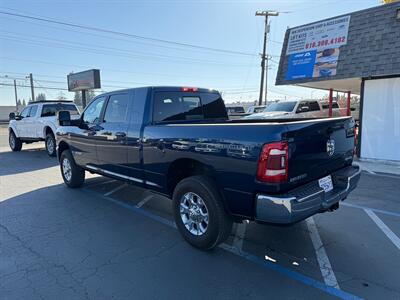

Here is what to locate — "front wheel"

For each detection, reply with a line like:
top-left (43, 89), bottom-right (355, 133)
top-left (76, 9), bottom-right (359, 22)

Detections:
top-left (172, 176), bottom-right (233, 250)
top-left (9, 130), bottom-right (22, 151)
top-left (45, 133), bottom-right (56, 157)
top-left (60, 150), bottom-right (85, 188)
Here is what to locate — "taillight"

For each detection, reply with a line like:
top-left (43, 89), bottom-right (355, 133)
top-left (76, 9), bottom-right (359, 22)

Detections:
top-left (181, 87), bottom-right (198, 92)
top-left (257, 141), bottom-right (288, 183)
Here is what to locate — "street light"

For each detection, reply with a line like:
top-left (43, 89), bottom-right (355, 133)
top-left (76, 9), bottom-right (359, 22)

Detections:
top-left (255, 11), bottom-right (279, 106)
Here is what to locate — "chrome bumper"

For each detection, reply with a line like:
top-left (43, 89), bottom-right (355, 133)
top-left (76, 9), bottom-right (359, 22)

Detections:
top-left (255, 164), bottom-right (361, 224)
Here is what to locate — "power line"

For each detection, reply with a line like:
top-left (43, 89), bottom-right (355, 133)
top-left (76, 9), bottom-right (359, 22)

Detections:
top-left (0, 10), bottom-right (258, 57)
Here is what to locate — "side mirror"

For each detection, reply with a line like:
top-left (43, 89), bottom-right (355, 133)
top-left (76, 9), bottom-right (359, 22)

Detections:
top-left (9, 112), bottom-right (16, 120)
top-left (58, 110), bottom-right (71, 126)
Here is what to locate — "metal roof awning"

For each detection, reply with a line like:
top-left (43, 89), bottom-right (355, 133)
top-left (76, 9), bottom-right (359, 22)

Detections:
top-left (292, 77), bottom-right (362, 95)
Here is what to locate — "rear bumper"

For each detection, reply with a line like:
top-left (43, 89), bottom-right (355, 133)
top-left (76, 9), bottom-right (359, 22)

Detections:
top-left (255, 163), bottom-right (361, 224)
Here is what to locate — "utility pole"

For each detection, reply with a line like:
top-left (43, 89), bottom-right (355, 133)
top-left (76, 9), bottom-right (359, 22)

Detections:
top-left (29, 73), bottom-right (35, 102)
top-left (13, 79), bottom-right (18, 112)
top-left (255, 11), bottom-right (279, 106)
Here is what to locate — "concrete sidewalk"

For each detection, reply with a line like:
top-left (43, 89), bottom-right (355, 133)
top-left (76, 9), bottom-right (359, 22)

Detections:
top-left (356, 158), bottom-right (400, 176)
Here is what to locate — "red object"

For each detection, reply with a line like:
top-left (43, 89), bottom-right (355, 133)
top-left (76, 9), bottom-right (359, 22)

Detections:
top-left (257, 141), bottom-right (288, 183)
top-left (328, 88), bottom-right (333, 117)
top-left (346, 91), bottom-right (351, 116)
top-left (181, 87), bottom-right (198, 92)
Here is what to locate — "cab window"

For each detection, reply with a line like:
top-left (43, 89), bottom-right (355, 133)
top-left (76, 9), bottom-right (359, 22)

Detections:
top-left (28, 105), bottom-right (38, 117)
top-left (83, 96), bottom-right (106, 124)
top-left (103, 94), bottom-right (129, 123)
top-left (20, 107), bottom-right (31, 118)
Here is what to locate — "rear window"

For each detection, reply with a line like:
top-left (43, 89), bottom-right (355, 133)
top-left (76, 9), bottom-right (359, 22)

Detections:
top-left (41, 103), bottom-right (79, 117)
top-left (153, 92), bottom-right (227, 123)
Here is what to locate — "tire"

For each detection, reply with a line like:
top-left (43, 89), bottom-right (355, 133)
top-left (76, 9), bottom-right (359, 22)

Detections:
top-left (60, 149), bottom-right (85, 188)
top-left (9, 130), bottom-right (22, 151)
top-left (172, 175), bottom-right (233, 250)
top-left (45, 133), bottom-right (56, 157)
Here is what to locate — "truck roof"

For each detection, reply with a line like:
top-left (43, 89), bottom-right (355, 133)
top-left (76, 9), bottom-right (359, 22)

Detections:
top-left (97, 86), bottom-right (220, 96)
top-left (28, 100), bottom-right (74, 104)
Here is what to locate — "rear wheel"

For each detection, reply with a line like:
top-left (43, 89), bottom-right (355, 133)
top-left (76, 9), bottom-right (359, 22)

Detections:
top-left (60, 149), bottom-right (85, 188)
top-left (172, 176), bottom-right (232, 250)
top-left (45, 133), bottom-right (56, 157)
top-left (9, 130), bottom-right (22, 151)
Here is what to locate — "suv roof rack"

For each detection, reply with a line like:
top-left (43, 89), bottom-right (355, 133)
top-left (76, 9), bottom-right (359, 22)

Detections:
top-left (28, 100), bottom-right (73, 104)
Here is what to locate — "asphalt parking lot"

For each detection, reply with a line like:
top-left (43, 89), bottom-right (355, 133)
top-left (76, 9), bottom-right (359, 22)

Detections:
top-left (1, 128), bottom-right (399, 300)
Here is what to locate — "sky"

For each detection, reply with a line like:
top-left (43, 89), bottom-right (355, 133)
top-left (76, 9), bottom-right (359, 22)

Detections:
top-left (0, 0), bottom-right (380, 105)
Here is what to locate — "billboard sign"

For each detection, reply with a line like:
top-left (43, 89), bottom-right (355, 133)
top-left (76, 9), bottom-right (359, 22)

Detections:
top-left (286, 48), bottom-right (340, 80)
top-left (286, 15), bottom-right (350, 55)
top-left (285, 50), bottom-right (316, 80)
top-left (67, 69), bottom-right (101, 92)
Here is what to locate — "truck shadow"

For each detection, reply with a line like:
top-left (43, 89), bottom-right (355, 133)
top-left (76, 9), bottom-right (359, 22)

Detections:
top-left (0, 148), bottom-right (58, 176)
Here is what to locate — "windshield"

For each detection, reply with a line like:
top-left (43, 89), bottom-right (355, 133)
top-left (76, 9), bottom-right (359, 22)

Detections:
top-left (264, 102), bottom-right (296, 112)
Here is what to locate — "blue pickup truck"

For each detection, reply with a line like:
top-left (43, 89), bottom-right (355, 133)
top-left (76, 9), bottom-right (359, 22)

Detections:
top-left (56, 86), bottom-right (361, 250)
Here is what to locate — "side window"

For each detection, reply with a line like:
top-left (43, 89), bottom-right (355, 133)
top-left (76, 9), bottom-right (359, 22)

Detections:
top-left (83, 96), bottom-right (106, 124)
top-left (103, 94), bottom-right (129, 123)
top-left (20, 107), bottom-right (31, 118)
top-left (308, 101), bottom-right (321, 112)
top-left (297, 102), bottom-right (310, 113)
top-left (41, 104), bottom-right (57, 117)
top-left (153, 92), bottom-right (203, 122)
top-left (28, 105), bottom-right (38, 117)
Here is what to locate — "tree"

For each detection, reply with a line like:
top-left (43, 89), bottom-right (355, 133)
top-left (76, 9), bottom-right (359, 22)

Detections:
top-left (86, 90), bottom-right (96, 102)
top-left (57, 91), bottom-right (67, 100)
top-left (74, 91), bottom-right (82, 106)
top-left (22, 99), bottom-right (26, 106)
top-left (36, 93), bottom-right (46, 101)
top-left (17, 99), bottom-right (22, 106)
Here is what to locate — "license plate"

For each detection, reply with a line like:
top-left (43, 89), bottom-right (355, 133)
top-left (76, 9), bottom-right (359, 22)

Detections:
top-left (318, 175), bottom-right (333, 192)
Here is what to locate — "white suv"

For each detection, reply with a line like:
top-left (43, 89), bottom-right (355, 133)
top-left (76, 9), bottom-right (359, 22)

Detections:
top-left (8, 101), bottom-right (80, 156)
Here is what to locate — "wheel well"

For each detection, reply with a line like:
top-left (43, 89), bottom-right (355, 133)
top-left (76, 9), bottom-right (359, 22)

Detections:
top-left (44, 126), bottom-right (54, 137)
top-left (57, 141), bottom-right (69, 161)
top-left (166, 158), bottom-right (215, 196)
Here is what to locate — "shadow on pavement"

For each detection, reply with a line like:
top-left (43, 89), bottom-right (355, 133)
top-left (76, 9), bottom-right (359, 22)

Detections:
top-left (0, 183), bottom-right (329, 300)
top-left (0, 148), bottom-right (58, 176)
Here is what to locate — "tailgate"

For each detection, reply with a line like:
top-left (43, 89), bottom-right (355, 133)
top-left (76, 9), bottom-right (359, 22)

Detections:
top-left (284, 117), bottom-right (355, 187)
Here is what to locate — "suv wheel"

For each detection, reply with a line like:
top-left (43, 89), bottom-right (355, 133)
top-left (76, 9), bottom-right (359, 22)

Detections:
top-left (9, 130), bottom-right (22, 151)
top-left (45, 133), bottom-right (56, 157)
top-left (60, 150), bottom-right (85, 188)
top-left (172, 176), bottom-right (232, 250)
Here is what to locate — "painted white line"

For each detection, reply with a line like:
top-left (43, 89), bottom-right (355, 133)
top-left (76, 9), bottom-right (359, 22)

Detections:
top-left (232, 221), bottom-right (247, 252)
top-left (136, 194), bottom-right (154, 208)
top-left (104, 183), bottom-right (126, 197)
top-left (364, 208), bottom-right (400, 251)
top-left (306, 217), bottom-right (340, 289)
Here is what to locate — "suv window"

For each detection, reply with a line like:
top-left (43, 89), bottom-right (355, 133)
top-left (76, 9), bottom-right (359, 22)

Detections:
top-left (308, 101), bottom-right (321, 112)
top-left (153, 92), bottom-right (203, 122)
top-left (297, 102), bottom-right (310, 113)
top-left (41, 103), bottom-right (79, 117)
top-left (20, 106), bottom-right (31, 118)
top-left (321, 102), bottom-right (339, 109)
top-left (28, 105), bottom-right (38, 117)
top-left (103, 94), bottom-right (129, 123)
top-left (83, 96), bottom-right (106, 124)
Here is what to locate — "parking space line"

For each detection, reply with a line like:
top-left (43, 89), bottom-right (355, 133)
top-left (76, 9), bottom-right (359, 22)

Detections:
top-left (365, 209), bottom-right (400, 251)
top-left (136, 194), bottom-right (154, 208)
top-left (232, 221), bottom-right (247, 252)
top-left (104, 183), bottom-right (126, 196)
top-left (306, 217), bottom-right (340, 289)
top-left (82, 188), bottom-right (362, 300)
top-left (342, 202), bottom-right (400, 218)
